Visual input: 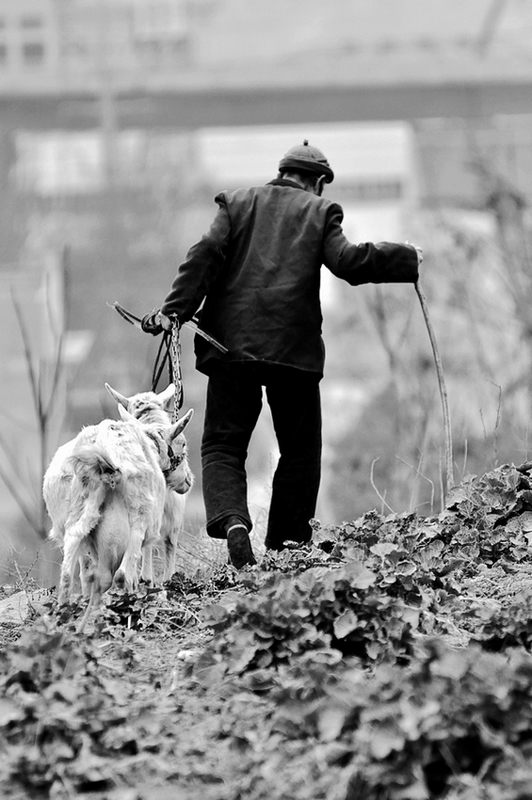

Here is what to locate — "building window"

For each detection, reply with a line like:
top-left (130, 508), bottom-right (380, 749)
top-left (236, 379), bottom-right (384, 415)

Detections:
top-left (21, 15), bottom-right (43, 29)
top-left (63, 41), bottom-right (89, 59)
top-left (133, 1), bottom-right (187, 39)
top-left (22, 42), bottom-right (45, 65)
top-left (135, 37), bottom-right (189, 68)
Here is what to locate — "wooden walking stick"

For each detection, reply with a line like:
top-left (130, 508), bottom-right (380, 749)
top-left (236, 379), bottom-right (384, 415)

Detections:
top-left (414, 280), bottom-right (454, 500)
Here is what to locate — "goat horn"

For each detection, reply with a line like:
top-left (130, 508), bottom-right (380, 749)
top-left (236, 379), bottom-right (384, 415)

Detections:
top-left (105, 383), bottom-right (130, 408)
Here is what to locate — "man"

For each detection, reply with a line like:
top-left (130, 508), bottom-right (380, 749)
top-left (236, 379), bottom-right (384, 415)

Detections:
top-left (144, 140), bottom-right (423, 568)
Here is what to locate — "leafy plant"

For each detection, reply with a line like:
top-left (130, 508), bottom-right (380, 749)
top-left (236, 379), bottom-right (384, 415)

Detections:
top-left (296, 639), bottom-right (532, 800)
top-left (5, 460), bottom-right (532, 799)
top-left (195, 560), bottom-right (419, 685)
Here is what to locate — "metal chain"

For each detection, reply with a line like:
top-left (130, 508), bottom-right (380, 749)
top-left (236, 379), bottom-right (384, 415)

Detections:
top-left (170, 320), bottom-right (184, 421)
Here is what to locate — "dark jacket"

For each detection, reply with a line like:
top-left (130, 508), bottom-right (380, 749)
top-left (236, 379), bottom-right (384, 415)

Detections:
top-left (161, 179), bottom-right (419, 377)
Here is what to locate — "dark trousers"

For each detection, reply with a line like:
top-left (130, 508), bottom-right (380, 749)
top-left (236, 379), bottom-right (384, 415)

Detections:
top-left (201, 361), bottom-right (322, 548)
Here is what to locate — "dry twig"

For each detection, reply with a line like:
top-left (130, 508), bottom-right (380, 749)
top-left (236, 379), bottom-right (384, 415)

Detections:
top-left (370, 457), bottom-right (395, 514)
top-left (415, 281), bottom-right (454, 499)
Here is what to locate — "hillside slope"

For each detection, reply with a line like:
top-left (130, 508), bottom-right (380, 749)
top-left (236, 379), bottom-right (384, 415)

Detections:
top-left (3, 462), bottom-right (532, 799)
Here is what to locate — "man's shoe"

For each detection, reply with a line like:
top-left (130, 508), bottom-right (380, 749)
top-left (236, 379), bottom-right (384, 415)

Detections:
top-left (264, 539), bottom-right (283, 551)
top-left (227, 523), bottom-right (257, 569)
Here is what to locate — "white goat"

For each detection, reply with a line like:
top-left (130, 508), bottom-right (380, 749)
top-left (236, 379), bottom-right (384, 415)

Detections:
top-left (104, 382), bottom-right (194, 582)
top-left (44, 409), bottom-right (192, 610)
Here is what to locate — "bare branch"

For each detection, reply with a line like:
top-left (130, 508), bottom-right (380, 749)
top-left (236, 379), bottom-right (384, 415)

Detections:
top-left (10, 288), bottom-right (43, 423)
top-left (0, 422), bottom-right (20, 469)
top-left (415, 280), bottom-right (454, 498)
top-left (488, 381), bottom-right (503, 468)
top-left (44, 336), bottom-right (65, 420)
top-left (0, 426), bottom-right (38, 508)
top-left (3, 274), bottom-right (66, 539)
top-left (42, 269), bottom-right (66, 419)
top-left (438, 455), bottom-right (445, 513)
top-left (370, 457), bottom-right (395, 514)
top-left (396, 454), bottom-right (435, 515)
top-left (0, 459), bottom-right (41, 536)
top-left (462, 438), bottom-right (469, 480)
top-left (367, 286), bottom-right (400, 388)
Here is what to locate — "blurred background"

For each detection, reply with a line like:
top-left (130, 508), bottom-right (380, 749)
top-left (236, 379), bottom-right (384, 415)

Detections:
top-left (2, 0), bottom-right (532, 584)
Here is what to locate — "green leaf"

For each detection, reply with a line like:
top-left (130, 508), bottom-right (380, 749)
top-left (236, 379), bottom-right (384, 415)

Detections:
top-left (333, 610), bottom-right (359, 640)
top-left (0, 696), bottom-right (25, 726)
top-left (368, 728), bottom-right (405, 758)
top-left (396, 561), bottom-right (417, 577)
top-left (401, 607), bottom-right (421, 628)
top-left (418, 539), bottom-right (445, 562)
top-left (365, 641), bottom-right (383, 661)
top-left (47, 679), bottom-right (81, 704)
top-left (395, 775), bottom-right (430, 799)
top-left (338, 562), bottom-right (377, 589)
top-left (317, 705), bottom-right (346, 742)
top-left (200, 603), bottom-right (229, 628)
top-left (231, 645), bottom-right (259, 675)
top-left (370, 543), bottom-right (401, 558)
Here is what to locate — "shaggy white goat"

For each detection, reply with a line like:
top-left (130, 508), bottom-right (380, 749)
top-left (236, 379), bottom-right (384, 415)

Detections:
top-left (105, 382), bottom-right (194, 581)
top-left (44, 408), bottom-right (192, 610)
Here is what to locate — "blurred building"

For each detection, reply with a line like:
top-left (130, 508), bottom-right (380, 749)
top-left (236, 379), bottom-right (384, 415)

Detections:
top-left (416, 114), bottom-right (532, 208)
top-left (2, 0), bottom-right (532, 563)
top-left (0, 0), bottom-right (59, 78)
top-left (0, 0), bottom-right (190, 83)
top-left (1, 0), bottom-right (532, 202)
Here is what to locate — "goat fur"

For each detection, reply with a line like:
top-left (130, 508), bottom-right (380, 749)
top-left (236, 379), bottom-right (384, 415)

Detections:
top-left (105, 382), bottom-right (194, 581)
top-left (44, 408), bottom-right (191, 606)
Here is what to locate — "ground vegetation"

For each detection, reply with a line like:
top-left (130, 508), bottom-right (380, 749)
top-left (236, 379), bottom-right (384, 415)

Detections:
top-left (3, 461), bottom-right (532, 799)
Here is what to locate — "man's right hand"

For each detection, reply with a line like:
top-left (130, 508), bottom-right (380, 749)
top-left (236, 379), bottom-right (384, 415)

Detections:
top-left (141, 309), bottom-right (163, 335)
top-left (159, 312), bottom-right (174, 332)
top-left (140, 309), bottom-right (178, 334)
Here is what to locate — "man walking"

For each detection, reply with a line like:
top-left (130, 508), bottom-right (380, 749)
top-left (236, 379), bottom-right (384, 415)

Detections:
top-left (144, 141), bottom-right (423, 568)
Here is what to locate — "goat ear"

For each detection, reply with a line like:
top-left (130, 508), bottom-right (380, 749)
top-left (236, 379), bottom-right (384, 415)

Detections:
top-left (105, 383), bottom-right (130, 409)
top-left (117, 404), bottom-right (137, 423)
top-left (168, 408), bottom-right (194, 440)
top-left (158, 384), bottom-right (176, 409)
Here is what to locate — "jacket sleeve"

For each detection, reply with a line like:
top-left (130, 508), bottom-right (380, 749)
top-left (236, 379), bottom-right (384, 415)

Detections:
top-left (322, 204), bottom-right (419, 285)
top-left (161, 195), bottom-right (231, 321)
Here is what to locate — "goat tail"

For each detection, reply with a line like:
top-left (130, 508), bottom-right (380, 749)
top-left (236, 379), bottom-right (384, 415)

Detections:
top-left (62, 445), bottom-right (121, 560)
top-left (68, 445), bottom-right (122, 490)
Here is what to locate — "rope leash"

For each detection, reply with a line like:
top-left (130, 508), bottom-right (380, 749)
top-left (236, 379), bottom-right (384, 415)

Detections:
top-left (111, 301), bottom-right (227, 422)
top-left (150, 319), bottom-right (184, 419)
top-left (170, 319), bottom-right (183, 422)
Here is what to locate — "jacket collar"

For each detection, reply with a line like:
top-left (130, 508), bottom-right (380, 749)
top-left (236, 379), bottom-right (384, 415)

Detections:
top-left (267, 178), bottom-right (306, 191)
